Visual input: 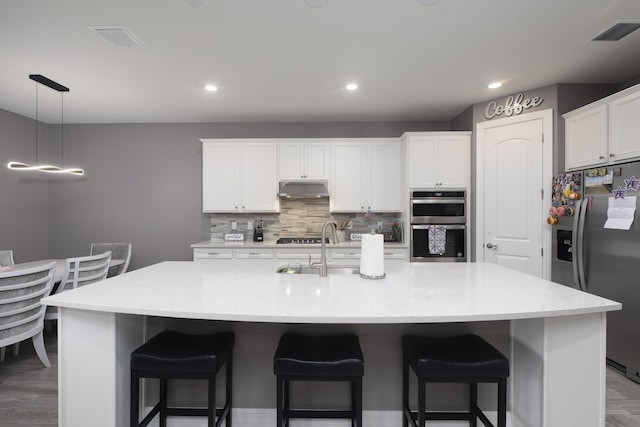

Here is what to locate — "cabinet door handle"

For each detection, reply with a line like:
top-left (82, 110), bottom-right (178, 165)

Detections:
top-left (610, 153), bottom-right (615, 157)
top-left (599, 156), bottom-right (605, 160)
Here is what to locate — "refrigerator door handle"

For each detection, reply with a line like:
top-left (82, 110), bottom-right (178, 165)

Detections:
top-left (576, 198), bottom-right (588, 291)
top-left (572, 199), bottom-right (582, 290)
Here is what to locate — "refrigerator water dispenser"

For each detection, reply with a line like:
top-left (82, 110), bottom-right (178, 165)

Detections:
top-left (556, 229), bottom-right (573, 262)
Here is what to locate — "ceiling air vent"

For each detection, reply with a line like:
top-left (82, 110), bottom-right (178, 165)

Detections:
top-left (591, 21), bottom-right (640, 41)
top-left (89, 26), bottom-right (146, 48)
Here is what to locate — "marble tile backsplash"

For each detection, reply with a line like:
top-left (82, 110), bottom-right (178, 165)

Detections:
top-left (209, 198), bottom-right (403, 242)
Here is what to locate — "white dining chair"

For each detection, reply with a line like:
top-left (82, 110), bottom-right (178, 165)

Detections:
top-left (0, 261), bottom-right (57, 368)
top-left (44, 251), bottom-right (112, 323)
top-left (0, 250), bottom-right (14, 266)
top-left (90, 243), bottom-right (132, 277)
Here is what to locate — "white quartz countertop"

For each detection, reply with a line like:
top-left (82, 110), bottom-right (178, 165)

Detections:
top-left (42, 260), bottom-right (620, 324)
top-left (191, 239), bottom-right (408, 249)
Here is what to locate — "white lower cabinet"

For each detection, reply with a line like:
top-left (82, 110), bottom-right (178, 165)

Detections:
top-left (330, 248), bottom-right (361, 260)
top-left (331, 247), bottom-right (408, 261)
top-left (234, 248), bottom-right (274, 259)
top-left (276, 248), bottom-right (322, 262)
top-left (193, 248), bottom-right (234, 260)
top-left (193, 246), bottom-right (408, 261)
top-left (381, 248), bottom-right (409, 260)
top-left (193, 248), bottom-right (273, 260)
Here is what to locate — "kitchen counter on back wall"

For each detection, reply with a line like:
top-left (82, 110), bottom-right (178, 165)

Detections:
top-left (191, 238), bottom-right (409, 261)
top-left (191, 239), bottom-right (409, 249)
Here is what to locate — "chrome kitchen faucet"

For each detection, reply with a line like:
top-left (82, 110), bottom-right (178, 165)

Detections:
top-left (310, 221), bottom-right (339, 277)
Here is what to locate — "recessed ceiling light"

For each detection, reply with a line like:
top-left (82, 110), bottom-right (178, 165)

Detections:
top-left (345, 83), bottom-right (358, 91)
top-left (419, 0), bottom-right (440, 6)
top-left (488, 82), bottom-right (502, 89)
top-left (204, 84), bottom-right (218, 92)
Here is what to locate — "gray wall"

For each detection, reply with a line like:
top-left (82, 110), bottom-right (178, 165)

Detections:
top-left (4, 118), bottom-right (446, 269)
top-left (0, 109), bottom-right (50, 263)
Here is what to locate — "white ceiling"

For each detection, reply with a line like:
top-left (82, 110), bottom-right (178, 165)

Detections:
top-left (1, 0), bottom-right (640, 124)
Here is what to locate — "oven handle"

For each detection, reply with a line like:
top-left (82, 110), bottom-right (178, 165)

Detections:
top-left (411, 224), bottom-right (466, 230)
top-left (410, 198), bottom-right (465, 205)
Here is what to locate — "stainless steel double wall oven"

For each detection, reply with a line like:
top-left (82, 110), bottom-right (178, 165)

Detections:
top-left (410, 190), bottom-right (467, 262)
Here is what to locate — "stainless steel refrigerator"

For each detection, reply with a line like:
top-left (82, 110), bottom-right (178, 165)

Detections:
top-left (551, 161), bottom-right (640, 382)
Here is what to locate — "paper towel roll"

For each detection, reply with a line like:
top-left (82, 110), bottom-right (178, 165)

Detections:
top-left (360, 233), bottom-right (385, 279)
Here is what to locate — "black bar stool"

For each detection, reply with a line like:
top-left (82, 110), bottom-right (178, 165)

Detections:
top-left (273, 333), bottom-right (364, 427)
top-left (402, 334), bottom-right (509, 427)
top-left (130, 330), bottom-right (234, 427)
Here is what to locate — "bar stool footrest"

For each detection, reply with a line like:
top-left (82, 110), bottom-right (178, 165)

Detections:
top-left (406, 409), bottom-right (495, 426)
top-left (286, 409), bottom-right (356, 419)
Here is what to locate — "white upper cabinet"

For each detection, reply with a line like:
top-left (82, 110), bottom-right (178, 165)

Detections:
top-left (564, 83), bottom-right (640, 171)
top-left (368, 141), bottom-right (404, 211)
top-left (404, 132), bottom-right (471, 188)
top-left (330, 139), bottom-right (403, 213)
top-left (564, 105), bottom-right (609, 170)
top-left (201, 140), bottom-right (279, 213)
top-left (278, 141), bottom-right (330, 180)
top-left (609, 89), bottom-right (640, 163)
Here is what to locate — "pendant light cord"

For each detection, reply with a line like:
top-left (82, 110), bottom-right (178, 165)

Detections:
top-left (35, 83), bottom-right (38, 164)
top-left (61, 91), bottom-right (64, 168)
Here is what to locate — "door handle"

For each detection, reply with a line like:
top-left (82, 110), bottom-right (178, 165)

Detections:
top-left (486, 243), bottom-right (498, 249)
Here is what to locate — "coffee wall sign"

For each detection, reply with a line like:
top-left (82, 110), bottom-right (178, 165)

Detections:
top-left (484, 93), bottom-right (544, 119)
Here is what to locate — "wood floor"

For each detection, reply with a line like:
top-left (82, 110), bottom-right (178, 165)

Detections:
top-left (1, 330), bottom-right (639, 426)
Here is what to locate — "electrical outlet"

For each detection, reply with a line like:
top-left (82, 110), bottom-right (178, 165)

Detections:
top-left (377, 221), bottom-right (383, 230)
top-left (247, 220), bottom-right (254, 230)
top-left (231, 221), bottom-right (237, 230)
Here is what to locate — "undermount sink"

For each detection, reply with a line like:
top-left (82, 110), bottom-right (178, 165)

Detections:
top-left (276, 265), bottom-right (360, 275)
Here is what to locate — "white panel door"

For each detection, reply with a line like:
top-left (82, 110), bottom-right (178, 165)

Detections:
top-left (480, 113), bottom-right (548, 277)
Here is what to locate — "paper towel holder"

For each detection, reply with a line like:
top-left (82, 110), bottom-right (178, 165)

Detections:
top-left (360, 230), bottom-right (386, 279)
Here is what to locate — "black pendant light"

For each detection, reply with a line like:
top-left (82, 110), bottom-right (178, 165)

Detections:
top-left (7, 74), bottom-right (84, 176)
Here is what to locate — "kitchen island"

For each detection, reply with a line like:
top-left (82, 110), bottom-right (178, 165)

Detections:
top-left (43, 260), bottom-right (620, 427)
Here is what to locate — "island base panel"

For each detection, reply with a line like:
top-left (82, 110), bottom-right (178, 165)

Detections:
top-left (512, 312), bottom-right (606, 427)
top-left (58, 308), bottom-right (144, 427)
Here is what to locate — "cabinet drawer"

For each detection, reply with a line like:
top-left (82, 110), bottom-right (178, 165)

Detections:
top-left (193, 248), bottom-right (234, 260)
top-left (330, 248), bottom-right (361, 259)
top-left (382, 248), bottom-right (408, 260)
top-left (276, 248), bottom-right (322, 260)
top-left (234, 248), bottom-right (274, 259)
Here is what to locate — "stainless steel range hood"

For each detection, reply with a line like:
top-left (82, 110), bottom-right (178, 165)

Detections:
top-left (277, 181), bottom-right (330, 198)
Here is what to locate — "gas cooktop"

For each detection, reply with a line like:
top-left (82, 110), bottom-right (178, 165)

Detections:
top-left (276, 237), bottom-right (328, 244)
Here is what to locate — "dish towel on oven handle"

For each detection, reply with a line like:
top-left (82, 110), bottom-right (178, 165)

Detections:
top-left (428, 225), bottom-right (446, 255)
